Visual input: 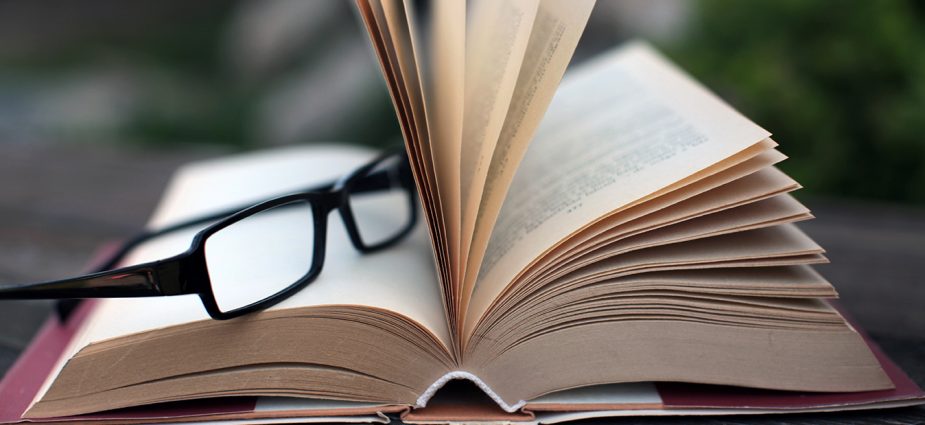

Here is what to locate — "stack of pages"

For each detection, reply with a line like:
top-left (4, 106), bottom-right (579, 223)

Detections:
top-left (1, 0), bottom-right (922, 423)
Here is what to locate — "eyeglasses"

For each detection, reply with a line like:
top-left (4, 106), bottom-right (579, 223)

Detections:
top-left (0, 149), bottom-right (417, 320)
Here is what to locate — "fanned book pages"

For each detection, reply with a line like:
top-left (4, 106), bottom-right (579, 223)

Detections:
top-left (10, 0), bottom-right (925, 423)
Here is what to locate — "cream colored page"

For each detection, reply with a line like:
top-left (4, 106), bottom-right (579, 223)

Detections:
top-left (466, 42), bottom-right (771, 337)
top-left (77, 146), bottom-right (450, 349)
top-left (459, 0), bottom-right (540, 261)
top-left (462, 0), bottom-right (595, 313)
top-left (379, 0), bottom-right (450, 281)
top-left (366, 0), bottom-right (447, 284)
top-left (380, 0), bottom-right (440, 208)
top-left (427, 0), bottom-right (465, 285)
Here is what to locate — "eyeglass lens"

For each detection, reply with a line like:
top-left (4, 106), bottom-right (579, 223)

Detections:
top-left (205, 200), bottom-right (316, 313)
top-left (347, 155), bottom-right (413, 248)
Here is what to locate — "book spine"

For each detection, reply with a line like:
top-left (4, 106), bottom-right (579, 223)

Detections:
top-left (417, 371), bottom-right (526, 413)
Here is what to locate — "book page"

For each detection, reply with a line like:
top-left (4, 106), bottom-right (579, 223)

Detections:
top-left (78, 146), bottom-right (452, 350)
top-left (464, 42), bottom-right (772, 340)
top-left (30, 145), bottom-right (456, 413)
top-left (460, 0), bottom-right (595, 322)
top-left (376, 0), bottom-right (451, 292)
top-left (517, 149), bottom-right (788, 282)
top-left (458, 0), bottom-right (539, 268)
top-left (358, 0), bottom-right (455, 335)
top-left (426, 0), bottom-right (465, 291)
top-left (527, 191), bottom-right (811, 292)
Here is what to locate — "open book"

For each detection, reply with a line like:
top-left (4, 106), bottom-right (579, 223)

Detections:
top-left (16, 0), bottom-right (920, 422)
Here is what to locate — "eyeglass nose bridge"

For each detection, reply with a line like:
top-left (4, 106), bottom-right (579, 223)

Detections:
top-left (321, 190), bottom-right (375, 253)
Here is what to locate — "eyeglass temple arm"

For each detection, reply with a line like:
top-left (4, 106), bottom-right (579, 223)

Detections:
top-left (0, 258), bottom-right (189, 300)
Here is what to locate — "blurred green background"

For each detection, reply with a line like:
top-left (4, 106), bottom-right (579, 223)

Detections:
top-left (0, 0), bottom-right (922, 204)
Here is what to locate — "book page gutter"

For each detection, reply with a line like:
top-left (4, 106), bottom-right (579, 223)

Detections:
top-left (463, 42), bottom-right (772, 341)
top-left (459, 0), bottom-right (596, 329)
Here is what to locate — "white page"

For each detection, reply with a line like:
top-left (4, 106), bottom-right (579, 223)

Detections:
top-left (31, 146), bottom-right (452, 410)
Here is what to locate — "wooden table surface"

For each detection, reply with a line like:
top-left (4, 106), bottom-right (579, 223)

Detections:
top-left (0, 142), bottom-right (923, 424)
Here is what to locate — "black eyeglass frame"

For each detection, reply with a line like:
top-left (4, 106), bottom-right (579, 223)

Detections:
top-left (0, 149), bottom-right (417, 320)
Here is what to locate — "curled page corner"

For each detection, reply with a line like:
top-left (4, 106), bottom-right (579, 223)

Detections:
top-left (415, 371), bottom-right (527, 413)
